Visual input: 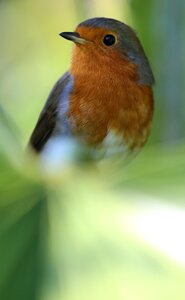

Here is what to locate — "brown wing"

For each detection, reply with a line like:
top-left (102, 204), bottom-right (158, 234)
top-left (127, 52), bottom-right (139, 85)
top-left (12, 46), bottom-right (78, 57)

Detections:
top-left (29, 72), bottom-right (72, 152)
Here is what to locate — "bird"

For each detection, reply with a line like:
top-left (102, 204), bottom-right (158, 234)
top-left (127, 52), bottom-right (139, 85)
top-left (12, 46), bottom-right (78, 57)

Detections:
top-left (29, 17), bottom-right (154, 166)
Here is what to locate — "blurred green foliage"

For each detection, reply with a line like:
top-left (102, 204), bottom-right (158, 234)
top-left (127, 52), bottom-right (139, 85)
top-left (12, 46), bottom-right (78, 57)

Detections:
top-left (1, 130), bottom-right (185, 300)
top-left (0, 1), bottom-right (185, 300)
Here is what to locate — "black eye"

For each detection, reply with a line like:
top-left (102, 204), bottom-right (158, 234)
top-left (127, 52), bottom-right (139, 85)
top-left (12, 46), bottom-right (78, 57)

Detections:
top-left (103, 34), bottom-right (116, 46)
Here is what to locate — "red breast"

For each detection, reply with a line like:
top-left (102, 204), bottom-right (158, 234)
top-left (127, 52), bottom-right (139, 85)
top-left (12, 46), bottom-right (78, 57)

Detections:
top-left (68, 26), bottom-right (154, 152)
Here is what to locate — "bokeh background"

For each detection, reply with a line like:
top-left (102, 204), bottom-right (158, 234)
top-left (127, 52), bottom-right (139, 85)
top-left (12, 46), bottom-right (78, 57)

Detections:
top-left (0, 1), bottom-right (185, 300)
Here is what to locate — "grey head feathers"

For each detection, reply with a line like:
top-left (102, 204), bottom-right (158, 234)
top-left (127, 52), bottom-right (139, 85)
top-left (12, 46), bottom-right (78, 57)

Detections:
top-left (78, 17), bottom-right (155, 86)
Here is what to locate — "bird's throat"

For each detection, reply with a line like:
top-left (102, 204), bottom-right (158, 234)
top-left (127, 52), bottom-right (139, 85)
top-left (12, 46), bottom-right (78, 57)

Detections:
top-left (69, 46), bottom-right (154, 150)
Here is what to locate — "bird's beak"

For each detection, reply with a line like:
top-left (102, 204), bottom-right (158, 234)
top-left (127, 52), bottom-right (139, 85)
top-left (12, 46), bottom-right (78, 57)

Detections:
top-left (59, 32), bottom-right (86, 45)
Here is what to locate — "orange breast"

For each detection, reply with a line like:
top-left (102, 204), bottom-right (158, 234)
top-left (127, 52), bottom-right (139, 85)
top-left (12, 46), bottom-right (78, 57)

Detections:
top-left (68, 42), bottom-right (154, 151)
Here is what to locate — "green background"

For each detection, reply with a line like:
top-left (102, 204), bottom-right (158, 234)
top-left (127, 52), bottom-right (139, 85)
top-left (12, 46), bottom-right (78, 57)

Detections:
top-left (0, 1), bottom-right (185, 299)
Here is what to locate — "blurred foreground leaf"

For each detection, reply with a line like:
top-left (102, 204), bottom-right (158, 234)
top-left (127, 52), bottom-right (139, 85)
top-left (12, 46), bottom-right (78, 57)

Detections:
top-left (0, 114), bottom-right (185, 300)
top-left (0, 154), bottom-right (46, 300)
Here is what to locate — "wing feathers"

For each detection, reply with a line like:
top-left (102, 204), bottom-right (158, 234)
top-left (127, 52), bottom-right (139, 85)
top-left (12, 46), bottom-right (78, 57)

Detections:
top-left (29, 72), bottom-right (72, 152)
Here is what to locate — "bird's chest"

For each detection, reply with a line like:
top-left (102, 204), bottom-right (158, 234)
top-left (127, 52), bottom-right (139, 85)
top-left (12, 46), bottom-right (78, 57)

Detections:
top-left (68, 70), bottom-right (153, 155)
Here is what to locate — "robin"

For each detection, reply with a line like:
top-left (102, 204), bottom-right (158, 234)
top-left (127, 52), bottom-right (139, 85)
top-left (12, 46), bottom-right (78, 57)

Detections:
top-left (29, 17), bottom-right (154, 165)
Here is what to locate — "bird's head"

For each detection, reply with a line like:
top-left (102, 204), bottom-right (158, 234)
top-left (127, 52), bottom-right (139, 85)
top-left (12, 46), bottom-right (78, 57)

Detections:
top-left (60, 17), bottom-right (155, 86)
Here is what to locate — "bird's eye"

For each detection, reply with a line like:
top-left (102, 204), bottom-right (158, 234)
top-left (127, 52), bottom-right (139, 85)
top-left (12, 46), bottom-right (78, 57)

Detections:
top-left (103, 34), bottom-right (116, 46)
